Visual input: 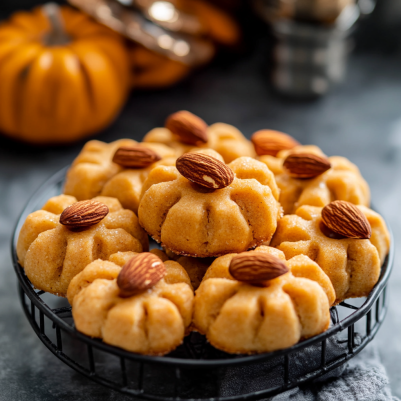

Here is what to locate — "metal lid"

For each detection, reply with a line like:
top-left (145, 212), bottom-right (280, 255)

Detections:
top-left (69, 0), bottom-right (215, 66)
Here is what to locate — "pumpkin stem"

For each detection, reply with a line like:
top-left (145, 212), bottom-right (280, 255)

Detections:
top-left (42, 3), bottom-right (71, 46)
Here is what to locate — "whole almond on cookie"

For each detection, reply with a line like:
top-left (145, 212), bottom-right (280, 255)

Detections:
top-left (117, 253), bottom-right (166, 298)
top-left (321, 200), bottom-right (372, 239)
top-left (251, 130), bottom-right (300, 157)
top-left (113, 146), bottom-right (161, 168)
top-left (229, 253), bottom-right (289, 286)
top-left (60, 200), bottom-right (109, 231)
top-left (283, 153), bottom-right (331, 178)
top-left (165, 111), bottom-right (208, 145)
top-left (176, 153), bottom-right (234, 189)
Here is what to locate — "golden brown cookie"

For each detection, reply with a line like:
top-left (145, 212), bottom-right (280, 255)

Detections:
top-left (142, 111), bottom-right (255, 163)
top-left (259, 145), bottom-right (370, 214)
top-left (164, 248), bottom-right (213, 290)
top-left (67, 252), bottom-right (194, 355)
top-left (64, 139), bottom-right (176, 213)
top-left (271, 204), bottom-right (390, 303)
top-left (193, 246), bottom-right (333, 354)
top-left (207, 123), bottom-right (256, 163)
top-left (17, 195), bottom-right (149, 296)
top-left (138, 149), bottom-right (280, 257)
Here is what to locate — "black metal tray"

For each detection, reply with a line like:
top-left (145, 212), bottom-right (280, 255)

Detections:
top-left (11, 166), bottom-right (394, 400)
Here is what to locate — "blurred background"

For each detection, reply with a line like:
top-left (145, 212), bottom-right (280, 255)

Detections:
top-left (1, 0), bottom-right (401, 399)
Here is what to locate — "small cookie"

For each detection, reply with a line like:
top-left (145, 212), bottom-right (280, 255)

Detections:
top-left (138, 149), bottom-right (280, 257)
top-left (164, 248), bottom-right (213, 290)
top-left (67, 252), bottom-right (194, 356)
top-left (259, 145), bottom-right (370, 214)
top-left (271, 204), bottom-right (390, 303)
top-left (143, 111), bottom-right (255, 163)
top-left (193, 246), bottom-right (333, 354)
top-left (17, 195), bottom-right (148, 296)
top-left (64, 139), bottom-right (176, 214)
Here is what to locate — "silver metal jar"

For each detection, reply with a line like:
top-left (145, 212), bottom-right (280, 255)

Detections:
top-left (254, 0), bottom-right (376, 97)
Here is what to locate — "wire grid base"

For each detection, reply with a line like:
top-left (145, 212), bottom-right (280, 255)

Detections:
top-left (12, 167), bottom-right (394, 401)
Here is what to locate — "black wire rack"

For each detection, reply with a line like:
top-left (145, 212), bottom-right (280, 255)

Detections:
top-left (11, 167), bottom-right (394, 401)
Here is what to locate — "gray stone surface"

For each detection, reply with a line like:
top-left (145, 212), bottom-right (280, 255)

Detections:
top-left (1, 5), bottom-right (401, 400)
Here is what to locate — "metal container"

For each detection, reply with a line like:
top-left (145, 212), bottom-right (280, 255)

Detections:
top-left (255, 0), bottom-right (375, 97)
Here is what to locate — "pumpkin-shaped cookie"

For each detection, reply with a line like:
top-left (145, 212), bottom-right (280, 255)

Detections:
top-left (259, 144), bottom-right (370, 214)
top-left (143, 111), bottom-right (255, 163)
top-left (138, 149), bottom-right (280, 257)
top-left (207, 122), bottom-right (256, 164)
top-left (193, 246), bottom-right (334, 354)
top-left (0, 5), bottom-right (130, 144)
top-left (271, 203), bottom-right (390, 303)
top-left (164, 248), bottom-right (212, 290)
top-left (67, 252), bottom-right (194, 355)
top-left (17, 195), bottom-right (149, 296)
top-left (64, 139), bottom-right (176, 214)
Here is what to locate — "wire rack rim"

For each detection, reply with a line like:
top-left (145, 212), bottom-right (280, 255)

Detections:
top-left (18, 284), bottom-right (389, 401)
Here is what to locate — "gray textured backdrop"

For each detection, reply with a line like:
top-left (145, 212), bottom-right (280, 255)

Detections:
top-left (1, 1), bottom-right (401, 399)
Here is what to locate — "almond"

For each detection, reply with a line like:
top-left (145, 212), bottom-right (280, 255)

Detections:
top-left (321, 201), bottom-right (372, 240)
top-left (117, 253), bottom-right (166, 297)
top-left (59, 200), bottom-right (109, 231)
top-left (176, 153), bottom-right (234, 189)
top-left (251, 130), bottom-right (300, 157)
top-left (283, 153), bottom-right (331, 178)
top-left (229, 253), bottom-right (289, 286)
top-left (165, 111), bottom-right (208, 145)
top-left (112, 146), bottom-right (161, 168)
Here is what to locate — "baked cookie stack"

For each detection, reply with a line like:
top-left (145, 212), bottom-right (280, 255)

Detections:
top-left (17, 111), bottom-right (390, 356)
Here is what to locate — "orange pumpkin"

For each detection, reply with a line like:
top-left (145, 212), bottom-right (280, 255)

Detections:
top-left (0, 4), bottom-right (130, 144)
